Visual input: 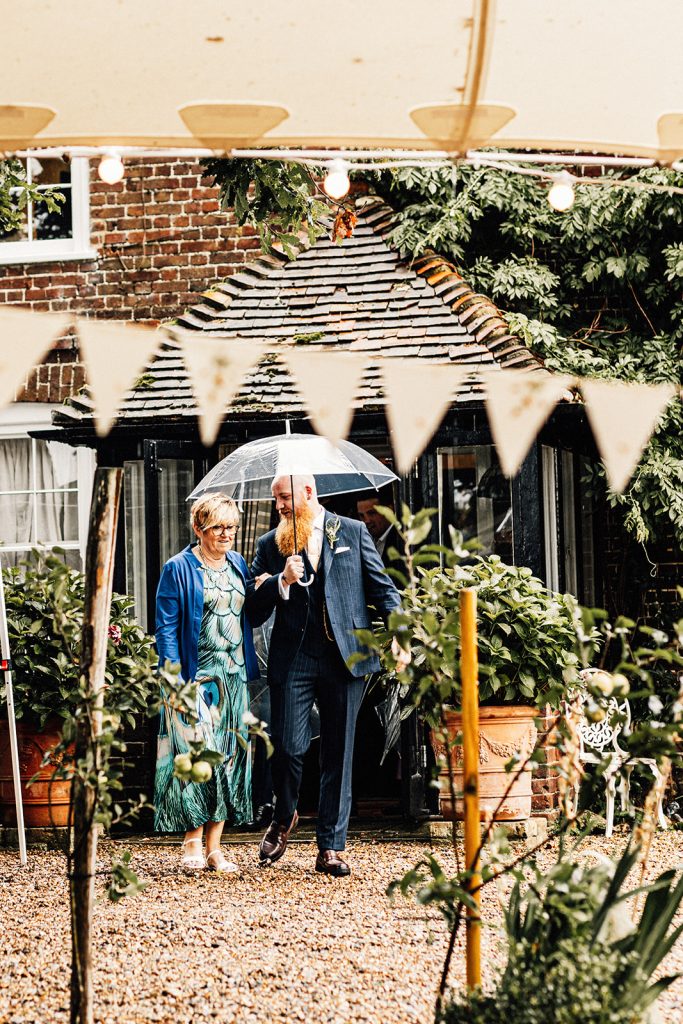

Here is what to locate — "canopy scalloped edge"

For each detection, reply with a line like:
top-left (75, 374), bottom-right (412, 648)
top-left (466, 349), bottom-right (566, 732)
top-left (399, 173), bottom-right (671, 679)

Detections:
top-left (0, 104), bottom-right (55, 147)
top-left (177, 102), bottom-right (291, 148)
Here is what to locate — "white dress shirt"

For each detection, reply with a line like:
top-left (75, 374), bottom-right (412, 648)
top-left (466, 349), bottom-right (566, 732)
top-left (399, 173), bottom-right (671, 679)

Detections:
top-left (375, 523), bottom-right (393, 560)
top-left (279, 507), bottom-right (325, 599)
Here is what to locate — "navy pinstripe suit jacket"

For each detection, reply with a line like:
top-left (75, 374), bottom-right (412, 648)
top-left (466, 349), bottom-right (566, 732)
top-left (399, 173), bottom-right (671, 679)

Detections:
top-left (250, 511), bottom-right (401, 684)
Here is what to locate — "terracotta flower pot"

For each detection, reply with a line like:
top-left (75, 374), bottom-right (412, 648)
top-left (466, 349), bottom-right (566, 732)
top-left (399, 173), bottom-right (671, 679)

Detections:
top-left (0, 716), bottom-right (73, 828)
top-left (430, 706), bottom-right (538, 821)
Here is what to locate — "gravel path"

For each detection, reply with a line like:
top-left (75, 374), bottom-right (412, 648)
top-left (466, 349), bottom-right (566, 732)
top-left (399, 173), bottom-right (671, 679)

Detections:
top-left (1, 828), bottom-right (682, 1024)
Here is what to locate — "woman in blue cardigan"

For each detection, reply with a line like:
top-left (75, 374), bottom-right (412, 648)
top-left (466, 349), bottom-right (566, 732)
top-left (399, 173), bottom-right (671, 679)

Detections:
top-left (154, 493), bottom-right (263, 874)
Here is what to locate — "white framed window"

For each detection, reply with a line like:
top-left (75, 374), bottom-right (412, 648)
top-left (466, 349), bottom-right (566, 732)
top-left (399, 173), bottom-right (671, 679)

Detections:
top-left (0, 404), bottom-right (96, 568)
top-left (0, 155), bottom-right (96, 265)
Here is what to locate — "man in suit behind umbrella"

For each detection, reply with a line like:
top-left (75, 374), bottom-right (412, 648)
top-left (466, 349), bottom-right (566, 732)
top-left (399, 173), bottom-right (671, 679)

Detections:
top-left (356, 491), bottom-right (403, 574)
top-left (249, 473), bottom-right (408, 877)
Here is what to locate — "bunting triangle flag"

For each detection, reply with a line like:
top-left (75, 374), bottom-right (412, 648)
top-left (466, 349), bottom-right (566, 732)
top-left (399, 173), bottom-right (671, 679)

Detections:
top-left (484, 369), bottom-right (575, 477)
top-left (382, 360), bottom-right (469, 473)
top-left (76, 318), bottom-right (161, 436)
top-left (581, 377), bottom-right (676, 493)
top-left (283, 349), bottom-right (366, 443)
top-left (0, 306), bottom-right (71, 410)
top-left (174, 330), bottom-right (266, 446)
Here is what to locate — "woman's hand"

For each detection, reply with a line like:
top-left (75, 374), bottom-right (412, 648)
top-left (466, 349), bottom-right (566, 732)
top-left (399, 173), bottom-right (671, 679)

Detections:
top-left (254, 573), bottom-right (270, 590)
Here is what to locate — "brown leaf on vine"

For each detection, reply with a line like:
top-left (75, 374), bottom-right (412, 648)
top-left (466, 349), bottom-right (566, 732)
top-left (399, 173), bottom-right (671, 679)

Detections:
top-left (332, 208), bottom-right (357, 242)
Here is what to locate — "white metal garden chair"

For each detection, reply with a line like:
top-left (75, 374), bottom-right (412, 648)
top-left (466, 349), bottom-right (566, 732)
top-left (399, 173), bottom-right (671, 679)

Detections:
top-left (569, 670), bottom-right (668, 839)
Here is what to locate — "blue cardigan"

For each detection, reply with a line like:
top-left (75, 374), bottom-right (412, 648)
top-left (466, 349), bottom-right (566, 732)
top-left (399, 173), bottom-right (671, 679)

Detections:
top-left (155, 544), bottom-right (260, 683)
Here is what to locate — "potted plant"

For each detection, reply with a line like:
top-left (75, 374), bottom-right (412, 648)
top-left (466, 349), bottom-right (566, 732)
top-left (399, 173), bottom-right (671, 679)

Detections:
top-left (361, 510), bottom-right (582, 821)
top-left (0, 549), bottom-right (157, 827)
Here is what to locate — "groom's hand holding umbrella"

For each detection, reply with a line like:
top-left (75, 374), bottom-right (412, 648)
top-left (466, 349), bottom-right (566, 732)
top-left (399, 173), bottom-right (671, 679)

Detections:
top-left (280, 555), bottom-right (304, 589)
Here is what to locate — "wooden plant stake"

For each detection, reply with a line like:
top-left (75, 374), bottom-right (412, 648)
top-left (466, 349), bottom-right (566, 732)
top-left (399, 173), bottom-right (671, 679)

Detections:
top-left (70, 468), bottom-right (122, 1024)
top-left (460, 587), bottom-right (481, 991)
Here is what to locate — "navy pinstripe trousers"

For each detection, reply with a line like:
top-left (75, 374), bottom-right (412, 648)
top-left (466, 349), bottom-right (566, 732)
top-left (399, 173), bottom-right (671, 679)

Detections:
top-left (269, 645), bottom-right (366, 851)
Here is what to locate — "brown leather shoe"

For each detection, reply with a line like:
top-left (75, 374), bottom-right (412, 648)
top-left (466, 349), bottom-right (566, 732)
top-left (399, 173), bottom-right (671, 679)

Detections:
top-left (258, 810), bottom-right (298, 864)
top-left (315, 849), bottom-right (351, 877)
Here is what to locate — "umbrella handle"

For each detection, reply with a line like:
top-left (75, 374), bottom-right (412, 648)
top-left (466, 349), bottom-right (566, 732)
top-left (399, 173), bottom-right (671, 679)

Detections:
top-left (289, 472), bottom-right (314, 586)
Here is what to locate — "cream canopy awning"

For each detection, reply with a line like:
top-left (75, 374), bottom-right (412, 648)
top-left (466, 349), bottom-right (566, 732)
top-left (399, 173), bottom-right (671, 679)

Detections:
top-left (1, 0), bottom-right (682, 161)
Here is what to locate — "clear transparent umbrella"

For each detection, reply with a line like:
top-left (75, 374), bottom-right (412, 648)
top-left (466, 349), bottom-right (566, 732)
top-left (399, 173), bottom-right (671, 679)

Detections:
top-left (187, 432), bottom-right (398, 504)
top-left (187, 430), bottom-right (398, 588)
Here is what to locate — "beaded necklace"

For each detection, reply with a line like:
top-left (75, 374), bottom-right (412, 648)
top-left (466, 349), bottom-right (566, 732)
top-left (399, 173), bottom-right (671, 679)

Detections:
top-left (195, 544), bottom-right (229, 574)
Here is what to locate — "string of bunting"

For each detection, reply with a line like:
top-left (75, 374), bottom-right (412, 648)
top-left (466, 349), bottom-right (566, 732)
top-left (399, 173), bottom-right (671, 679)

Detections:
top-left (0, 307), bottom-right (678, 494)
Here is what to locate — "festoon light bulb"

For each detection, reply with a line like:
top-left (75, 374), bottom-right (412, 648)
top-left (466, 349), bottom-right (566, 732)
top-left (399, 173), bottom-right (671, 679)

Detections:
top-left (98, 151), bottom-right (125, 185)
top-left (547, 170), bottom-right (576, 211)
top-left (323, 159), bottom-right (350, 200)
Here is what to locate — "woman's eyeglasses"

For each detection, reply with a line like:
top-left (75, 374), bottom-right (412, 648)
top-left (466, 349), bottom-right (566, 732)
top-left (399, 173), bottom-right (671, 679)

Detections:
top-left (205, 524), bottom-right (239, 536)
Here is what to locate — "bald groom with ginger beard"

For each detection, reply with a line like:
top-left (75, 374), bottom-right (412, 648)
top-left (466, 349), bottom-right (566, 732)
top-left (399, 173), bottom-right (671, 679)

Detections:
top-left (248, 474), bottom-right (409, 877)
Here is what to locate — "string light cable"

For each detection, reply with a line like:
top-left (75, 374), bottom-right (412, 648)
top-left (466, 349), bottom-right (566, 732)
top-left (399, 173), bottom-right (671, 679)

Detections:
top-left (12, 144), bottom-right (683, 200)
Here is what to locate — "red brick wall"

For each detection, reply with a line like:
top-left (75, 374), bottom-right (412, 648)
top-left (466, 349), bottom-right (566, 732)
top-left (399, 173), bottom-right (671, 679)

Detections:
top-left (601, 503), bottom-right (682, 627)
top-left (532, 709), bottom-right (561, 816)
top-left (1, 157), bottom-right (262, 402)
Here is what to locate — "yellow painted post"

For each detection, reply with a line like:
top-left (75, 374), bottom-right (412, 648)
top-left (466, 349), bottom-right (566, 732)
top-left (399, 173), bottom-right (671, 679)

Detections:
top-left (460, 587), bottom-right (481, 991)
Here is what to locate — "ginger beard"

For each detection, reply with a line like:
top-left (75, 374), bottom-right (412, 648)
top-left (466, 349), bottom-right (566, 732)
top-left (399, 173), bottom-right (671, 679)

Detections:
top-left (275, 496), bottom-right (316, 557)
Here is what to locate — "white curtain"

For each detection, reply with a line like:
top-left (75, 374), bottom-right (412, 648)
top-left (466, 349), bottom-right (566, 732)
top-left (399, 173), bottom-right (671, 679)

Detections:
top-left (0, 438), bottom-right (79, 566)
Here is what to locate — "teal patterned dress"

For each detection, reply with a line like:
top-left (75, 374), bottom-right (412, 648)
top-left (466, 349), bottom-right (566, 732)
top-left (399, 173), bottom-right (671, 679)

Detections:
top-left (154, 560), bottom-right (252, 831)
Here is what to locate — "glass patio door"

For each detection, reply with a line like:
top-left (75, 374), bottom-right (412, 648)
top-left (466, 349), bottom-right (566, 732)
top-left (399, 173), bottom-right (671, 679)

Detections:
top-left (124, 440), bottom-right (208, 631)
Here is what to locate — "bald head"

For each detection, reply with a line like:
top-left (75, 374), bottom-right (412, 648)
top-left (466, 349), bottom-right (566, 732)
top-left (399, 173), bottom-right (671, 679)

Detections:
top-left (272, 473), bottom-right (316, 496)
top-left (271, 474), bottom-right (321, 519)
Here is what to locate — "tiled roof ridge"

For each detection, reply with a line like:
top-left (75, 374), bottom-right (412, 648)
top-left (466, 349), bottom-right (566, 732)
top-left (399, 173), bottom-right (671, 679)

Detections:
top-left (354, 194), bottom-right (545, 372)
top-left (176, 223), bottom-right (312, 329)
top-left (176, 194), bottom-right (545, 374)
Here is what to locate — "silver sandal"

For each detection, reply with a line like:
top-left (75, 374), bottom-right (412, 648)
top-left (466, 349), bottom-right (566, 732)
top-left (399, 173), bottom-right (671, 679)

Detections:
top-left (180, 837), bottom-right (206, 874)
top-left (206, 849), bottom-right (238, 873)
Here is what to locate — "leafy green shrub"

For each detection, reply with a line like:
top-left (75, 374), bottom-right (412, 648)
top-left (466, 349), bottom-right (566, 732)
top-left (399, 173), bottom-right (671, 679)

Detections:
top-left (440, 941), bottom-right (640, 1024)
top-left (440, 842), bottom-right (683, 1024)
top-left (455, 556), bottom-right (581, 705)
top-left (2, 549), bottom-right (157, 728)
top-left (372, 535), bottom-right (581, 723)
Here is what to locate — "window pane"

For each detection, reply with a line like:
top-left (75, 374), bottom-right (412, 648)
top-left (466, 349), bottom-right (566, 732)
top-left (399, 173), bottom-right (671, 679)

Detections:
top-left (0, 490), bottom-right (33, 549)
top-left (0, 438), bottom-right (33, 548)
top-left (0, 438), bottom-right (80, 549)
top-left (237, 500), bottom-right (274, 565)
top-left (123, 459), bottom-right (194, 633)
top-left (30, 157), bottom-right (70, 187)
top-left (542, 446), bottom-right (560, 591)
top-left (124, 461), bottom-right (147, 631)
top-left (33, 192), bottom-right (72, 240)
top-left (0, 157), bottom-right (74, 243)
top-left (579, 456), bottom-right (596, 605)
top-left (561, 450), bottom-right (578, 596)
top-left (38, 441), bottom-right (79, 541)
top-left (438, 446), bottom-right (513, 562)
top-left (34, 489), bottom-right (79, 542)
top-left (33, 160), bottom-right (73, 241)
top-left (159, 460), bottom-right (194, 565)
top-left (0, 204), bottom-right (28, 243)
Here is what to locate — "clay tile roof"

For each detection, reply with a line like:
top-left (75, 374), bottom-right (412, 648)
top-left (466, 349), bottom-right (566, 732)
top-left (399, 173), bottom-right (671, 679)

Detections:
top-left (54, 195), bottom-right (548, 426)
